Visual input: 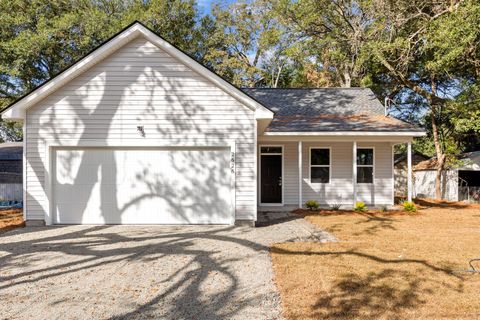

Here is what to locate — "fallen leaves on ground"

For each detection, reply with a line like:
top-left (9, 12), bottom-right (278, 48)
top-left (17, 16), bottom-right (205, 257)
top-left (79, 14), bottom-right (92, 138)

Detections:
top-left (0, 209), bottom-right (24, 233)
top-left (271, 205), bottom-right (480, 320)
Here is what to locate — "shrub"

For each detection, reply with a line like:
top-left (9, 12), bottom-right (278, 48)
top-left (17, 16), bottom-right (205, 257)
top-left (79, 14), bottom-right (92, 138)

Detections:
top-left (305, 200), bottom-right (320, 210)
top-left (354, 201), bottom-right (368, 212)
top-left (330, 203), bottom-right (342, 211)
top-left (380, 205), bottom-right (388, 212)
top-left (402, 201), bottom-right (417, 212)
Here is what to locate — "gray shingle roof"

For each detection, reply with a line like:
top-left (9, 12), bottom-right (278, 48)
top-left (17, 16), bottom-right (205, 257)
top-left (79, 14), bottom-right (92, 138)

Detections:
top-left (242, 88), bottom-right (423, 132)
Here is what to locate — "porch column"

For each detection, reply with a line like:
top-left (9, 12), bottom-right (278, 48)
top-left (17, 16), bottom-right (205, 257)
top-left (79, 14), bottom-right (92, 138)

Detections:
top-left (407, 141), bottom-right (413, 202)
top-left (298, 141), bottom-right (303, 208)
top-left (353, 141), bottom-right (357, 205)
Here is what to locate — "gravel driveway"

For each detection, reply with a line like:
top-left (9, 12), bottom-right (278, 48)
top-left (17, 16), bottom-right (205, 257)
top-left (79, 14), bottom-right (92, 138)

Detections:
top-left (0, 213), bottom-right (333, 320)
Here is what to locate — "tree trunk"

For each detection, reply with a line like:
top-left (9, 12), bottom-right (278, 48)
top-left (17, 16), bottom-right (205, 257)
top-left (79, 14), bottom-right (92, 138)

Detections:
top-left (431, 107), bottom-right (445, 199)
top-left (343, 70), bottom-right (352, 87)
top-left (273, 65), bottom-right (283, 88)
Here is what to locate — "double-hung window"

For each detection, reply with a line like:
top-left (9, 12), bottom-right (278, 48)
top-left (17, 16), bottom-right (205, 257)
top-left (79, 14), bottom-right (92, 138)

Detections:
top-left (357, 148), bottom-right (374, 183)
top-left (310, 148), bottom-right (330, 183)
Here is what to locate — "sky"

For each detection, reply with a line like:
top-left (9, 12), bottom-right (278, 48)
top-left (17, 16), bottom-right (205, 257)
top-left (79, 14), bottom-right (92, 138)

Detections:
top-left (197, 0), bottom-right (237, 15)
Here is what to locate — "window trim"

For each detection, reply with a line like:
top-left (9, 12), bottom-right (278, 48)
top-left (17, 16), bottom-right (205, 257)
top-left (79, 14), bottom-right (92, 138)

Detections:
top-left (356, 147), bottom-right (375, 184)
top-left (309, 147), bottom-right (331, 184)
top-left (260, 146), bottom-right (283, 155)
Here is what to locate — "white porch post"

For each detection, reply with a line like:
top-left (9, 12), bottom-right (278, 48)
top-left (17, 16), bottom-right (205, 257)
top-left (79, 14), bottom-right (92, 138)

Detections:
top-left (407, 141), bottom-right (413, 202)
top-left (353, 141), bottom-right (357, 206)
top-left (298, 141), bottom-right (303, 208)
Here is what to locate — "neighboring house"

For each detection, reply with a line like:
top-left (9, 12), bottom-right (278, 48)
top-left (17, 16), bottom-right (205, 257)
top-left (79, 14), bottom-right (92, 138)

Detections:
top-left (0, 142), bottom-right (23, 201)
top-left (394, 152), bottom-right (429, 197)
top-left (1, 22), bottom-right (424, 226)
top-left (414, 151), bottom-right (480, 203)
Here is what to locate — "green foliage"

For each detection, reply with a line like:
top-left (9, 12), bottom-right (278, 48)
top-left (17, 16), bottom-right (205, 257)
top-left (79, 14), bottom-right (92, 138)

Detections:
top-left (0, 0), bottom-right (211, 141)
top-left (275, 0), bottom-right (374, 87)
top-left (0, 120), bottom-right (22, 142)
top-left (204, 0), bottom-right (292, 87)
top-left (425, 0), bottom-right (480, 76)
top-left (354, 201), bottom-right (367, 212)
top-left (402, 201), bottom-right (417, 212)
top-left (305, 200), bottom-right (319, 210)
top-left (0, 0), bottom-right (479, 164)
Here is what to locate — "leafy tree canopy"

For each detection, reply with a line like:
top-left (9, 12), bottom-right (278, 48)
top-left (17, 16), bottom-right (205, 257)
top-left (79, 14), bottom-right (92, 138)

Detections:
top-left (0, 0), bottom-right (479, 199)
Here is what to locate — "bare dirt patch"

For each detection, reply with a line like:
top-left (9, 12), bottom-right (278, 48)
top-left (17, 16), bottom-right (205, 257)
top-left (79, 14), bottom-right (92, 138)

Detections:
top-left (0, 209), bottom-right (24, 233)
top-left (271, 206), bottom-right (480, 319)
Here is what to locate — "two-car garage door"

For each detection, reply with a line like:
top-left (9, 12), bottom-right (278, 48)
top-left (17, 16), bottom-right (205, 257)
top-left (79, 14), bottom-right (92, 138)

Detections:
top-left (53, 147), bottom-right (232, 224)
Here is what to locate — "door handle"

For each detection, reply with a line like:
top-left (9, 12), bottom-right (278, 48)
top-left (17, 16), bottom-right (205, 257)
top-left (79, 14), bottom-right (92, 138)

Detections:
top-left (278, 177), bottom-right (282, 186)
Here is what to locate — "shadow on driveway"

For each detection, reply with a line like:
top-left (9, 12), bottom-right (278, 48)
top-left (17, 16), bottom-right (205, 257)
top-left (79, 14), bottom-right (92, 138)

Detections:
top-left (0, 218), bottom-right (332, 319)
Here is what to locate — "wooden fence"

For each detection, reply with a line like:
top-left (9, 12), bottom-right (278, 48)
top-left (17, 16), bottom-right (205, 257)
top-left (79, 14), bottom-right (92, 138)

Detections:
top-left (0, 183), bottom-right (23, 201)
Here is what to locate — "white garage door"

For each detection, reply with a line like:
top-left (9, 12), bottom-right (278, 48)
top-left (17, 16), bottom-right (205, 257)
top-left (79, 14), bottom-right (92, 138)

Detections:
top-left (53, 147), bottom-right (232, 224)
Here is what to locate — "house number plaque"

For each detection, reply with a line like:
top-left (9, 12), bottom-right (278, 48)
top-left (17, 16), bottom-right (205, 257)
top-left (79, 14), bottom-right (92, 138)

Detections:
top-left (231, 152), bottom-right (235, 174)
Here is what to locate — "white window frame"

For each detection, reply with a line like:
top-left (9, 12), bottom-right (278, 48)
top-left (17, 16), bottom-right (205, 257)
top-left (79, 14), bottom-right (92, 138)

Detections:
top-left (356, 147), bottom-right (375, 184)
top-left (258, 145), bottom-right (284, 206)
top-left (309, 147), bottom-right (331, 184)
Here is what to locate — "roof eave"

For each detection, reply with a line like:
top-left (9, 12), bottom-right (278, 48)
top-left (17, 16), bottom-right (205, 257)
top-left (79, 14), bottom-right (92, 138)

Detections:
top-left (2, 107), bottom-right (24, 121)
top-left (262, 131), bottom-right (426, 137)
top-left (2, 22), bottom-right (274, 120)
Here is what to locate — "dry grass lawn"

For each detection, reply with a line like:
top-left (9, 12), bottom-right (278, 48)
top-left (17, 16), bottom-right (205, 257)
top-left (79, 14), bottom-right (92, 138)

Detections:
top-left (271, 201), bottom-right (480, 320)
top-left (0, 208), bottom-right (24, 233)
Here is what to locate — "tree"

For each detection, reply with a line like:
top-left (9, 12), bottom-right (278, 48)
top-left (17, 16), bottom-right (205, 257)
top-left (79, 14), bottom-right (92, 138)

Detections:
top-left (0, 0), bottom-right (212, 140)
top-left (275, 0), bottom-right (375, 87)
top-left (204, 0), bottom-right (291, 87)
top-left (276, 0), bottom-right (479, 199)
top-left (365, 0), bottom-right (480, 199)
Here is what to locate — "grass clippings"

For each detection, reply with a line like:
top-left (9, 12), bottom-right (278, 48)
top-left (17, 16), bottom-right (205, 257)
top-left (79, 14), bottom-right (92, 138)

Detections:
top-left (271, 204), bottom-right (480, 320)
top-left (0, 208), bottom-right (24, 233)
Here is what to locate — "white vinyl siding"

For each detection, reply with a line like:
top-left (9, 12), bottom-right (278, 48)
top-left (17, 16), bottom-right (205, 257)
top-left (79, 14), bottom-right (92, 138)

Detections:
top-left (25, 37), bottom-right (256, 222)
top-left (275, 141), bottom-right (394, 206)
top-left (280, 142), bottom-right (299, 205)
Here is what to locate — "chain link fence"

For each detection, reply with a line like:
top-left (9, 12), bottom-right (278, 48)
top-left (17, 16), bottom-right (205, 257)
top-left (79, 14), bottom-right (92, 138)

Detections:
top-left (459, 186), bottom-right (480, 203)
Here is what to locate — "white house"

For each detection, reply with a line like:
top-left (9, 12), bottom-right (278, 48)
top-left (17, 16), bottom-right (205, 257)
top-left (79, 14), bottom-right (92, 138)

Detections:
top-left (1, 22), bottom-right (425, 226)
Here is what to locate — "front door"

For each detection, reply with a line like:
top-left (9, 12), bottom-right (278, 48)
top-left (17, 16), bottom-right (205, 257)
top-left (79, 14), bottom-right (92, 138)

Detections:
top-left (261, 151), bottom-right (282, 204)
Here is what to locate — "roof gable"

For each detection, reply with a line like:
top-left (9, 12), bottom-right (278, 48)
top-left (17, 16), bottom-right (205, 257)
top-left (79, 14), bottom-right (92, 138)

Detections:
top-left (2, 21), bottom-right (273, 121)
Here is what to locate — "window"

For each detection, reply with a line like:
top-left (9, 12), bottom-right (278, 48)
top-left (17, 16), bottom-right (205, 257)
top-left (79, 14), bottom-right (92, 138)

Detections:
top-left (357, 148), bottom-right (374, 183)
top-left (310, 148), bottom-right (330, 183)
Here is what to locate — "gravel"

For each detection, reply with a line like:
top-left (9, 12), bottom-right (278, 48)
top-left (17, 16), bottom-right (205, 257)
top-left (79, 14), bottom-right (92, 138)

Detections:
top-left (0, 214), bottom-right (333, 320)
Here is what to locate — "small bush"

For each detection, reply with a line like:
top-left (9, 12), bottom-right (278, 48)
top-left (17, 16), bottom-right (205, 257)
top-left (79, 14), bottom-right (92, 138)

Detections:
top-left (330, 203), bottom-right (342, 211)
top-left (402, 201), bottom-right (417, 212)
top-left (380, 205), bottom-right (388, 212)
top-left (354, 201), bottom-right (368, 212)
top-left (305, 200), bottom-right (320, 210)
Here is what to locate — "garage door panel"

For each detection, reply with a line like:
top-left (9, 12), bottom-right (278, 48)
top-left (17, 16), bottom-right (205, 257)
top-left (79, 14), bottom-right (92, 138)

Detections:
top-left (53, 147), bottom-right (232, 224)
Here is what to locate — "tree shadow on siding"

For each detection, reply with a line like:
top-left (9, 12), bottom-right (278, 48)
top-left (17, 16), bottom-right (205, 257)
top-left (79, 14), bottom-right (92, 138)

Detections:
top-left (18, 36), bottom-right (258, 318)
top-left (28, 36), bottom-right (252, 225)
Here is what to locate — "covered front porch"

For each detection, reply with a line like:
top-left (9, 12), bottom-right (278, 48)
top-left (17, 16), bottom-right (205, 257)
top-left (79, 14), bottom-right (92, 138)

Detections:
top-left (257, 134), bottom-right (415, 209)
